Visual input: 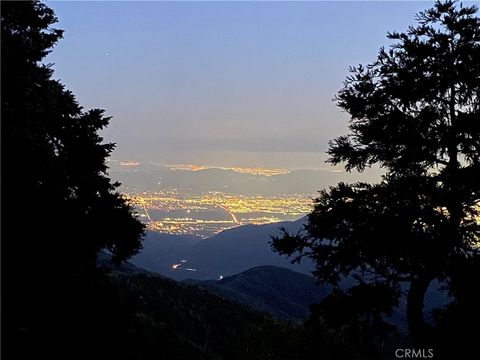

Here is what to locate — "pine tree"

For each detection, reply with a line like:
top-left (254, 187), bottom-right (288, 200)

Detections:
top-left (273, 1), bottom-right (479, 352)
top-left (2, 1), bottom-right (145, 358)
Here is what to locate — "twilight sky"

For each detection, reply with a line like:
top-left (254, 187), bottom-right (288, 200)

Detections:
top-left (46, 1), bottom-right (438, 170)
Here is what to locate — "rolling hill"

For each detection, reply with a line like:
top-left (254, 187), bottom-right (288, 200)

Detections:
top-left (181, 217), bottom-right (313, 279)
top-left (130, 217), bottom-right (313, 280)
top-left (186, 265), bottom-right (331, 320)
top-left (130, 231), bottom-right (203, 276)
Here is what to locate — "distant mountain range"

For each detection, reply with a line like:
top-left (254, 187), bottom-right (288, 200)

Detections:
top-left (125, 217), bottom-right (451, 333)
top-left (130, 232), bottom-right (203, 276)
top-left (130, 217), bottom-right (312, 280)
top-left (110, 162), bottom-right (380, 195)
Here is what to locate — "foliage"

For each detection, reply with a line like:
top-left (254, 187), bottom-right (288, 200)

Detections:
top-left (2, 1), bottom-right (144, 358)
top-left (272, 1), bottom-right (480, 355)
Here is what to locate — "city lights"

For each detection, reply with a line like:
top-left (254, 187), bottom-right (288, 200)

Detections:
top-left (124, 190), bottom-right (312, 237)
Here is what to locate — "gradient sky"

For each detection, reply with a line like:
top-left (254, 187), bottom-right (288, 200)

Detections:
top-left (46, 1), bottom-right (448, 169)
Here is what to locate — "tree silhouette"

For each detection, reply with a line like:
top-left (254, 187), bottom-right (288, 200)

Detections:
top-left (273, 0), bottom-right (479, 351)
top-left (1, 1), bottom-right (145, 357)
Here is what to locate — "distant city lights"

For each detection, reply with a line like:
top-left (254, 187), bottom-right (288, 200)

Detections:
top-left (124, 189), bottom-right (312, 237)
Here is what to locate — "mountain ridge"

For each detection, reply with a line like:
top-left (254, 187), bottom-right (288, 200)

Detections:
top-left (185, 265), bottom-right (331, 320)
top-left (130, 217), bottom-right (312, 280)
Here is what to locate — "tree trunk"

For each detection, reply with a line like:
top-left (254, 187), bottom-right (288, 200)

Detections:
top-left (407, 274), bottom-right (433, 344)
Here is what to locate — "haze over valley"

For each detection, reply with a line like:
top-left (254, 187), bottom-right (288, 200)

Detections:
top-left (109, 158), bottom-right (382, 237)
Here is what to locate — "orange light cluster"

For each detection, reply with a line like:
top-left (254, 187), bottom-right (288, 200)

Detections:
top-left (167, 163), bottom-right (289, 177)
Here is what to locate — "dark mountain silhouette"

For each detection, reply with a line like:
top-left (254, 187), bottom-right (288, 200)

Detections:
top-left (126, 221), bottom-right (450, 334)
top-left (98, 257), bottom-right (426, 358)
top-left (100, 254), bottom-right (328, 320)
top-left (186, 265), bottom-right (331, 320)
top-left (99, 240), bottom-right (453, 360)
top-left (183, 217), bottom-right (313, 279)
top-left (111, 163), bottom-right (379, 195)
top-left (130, 231), bottom-right (202, 275)
top-left (130, 217), bottom-right (313, 280)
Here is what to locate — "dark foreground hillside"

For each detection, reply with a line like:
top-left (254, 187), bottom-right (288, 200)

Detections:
top-left (5, 256), bottom-right (415, 360)
top-left (94, 254), bottom-right (412, 360)
top-left (106, 271), bottom-right (393, 360)
top-left (110, 273), bottom-right (305, 360)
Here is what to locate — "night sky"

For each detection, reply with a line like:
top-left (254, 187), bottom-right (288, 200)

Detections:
top-left (46, 1), bottom-right (438, 172)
